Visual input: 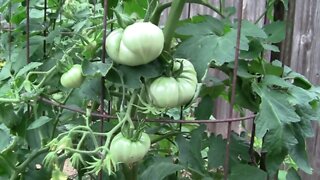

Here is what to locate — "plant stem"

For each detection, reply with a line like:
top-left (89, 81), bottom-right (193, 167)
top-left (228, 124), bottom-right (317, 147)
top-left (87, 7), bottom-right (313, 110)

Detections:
top-left (151, 0), bottom-right (224, 25)
top-left (0, 97), bottom-right (20, 103)
top-left (123, 164), bottom-right (138, 180)
top-left (162, 0), bottom-right (186, 51)
top-left (10, 147), bottom-right (49, 180)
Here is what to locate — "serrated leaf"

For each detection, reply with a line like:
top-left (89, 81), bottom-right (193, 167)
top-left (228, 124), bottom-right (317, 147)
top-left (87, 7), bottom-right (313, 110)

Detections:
top-left (82, 59), bottom-right (113, 77)
top-left (107, 60), bottom-right (163, 89)
top-left (0, 124), bottom-right (12, 152)
top-left (263, 125), bottom-right (297, 154)
top-left (240, 20), bottom-right (268, 39)
top-left (253, 81), bottom-right (301, 137)
top-left (78, 76), bottom-right (101, 102)
top-left (208, 133), bottom-right (251, 169)
top-left (208, 134), bottom-right (226, 169)
top-left (264, 21), bottom-right (286, 43)
top-left (266, 149), bottom-right (288, 175)
top-left (140, 161), bottom-right (184, 180)
top-left (16, 62), bottom-right (43, 77)
top-left (286, 168), bottom-right (301, 180)
top-left (175, 126), bottom-right (206, 175)
top-left (229, 164), bottom-right (267, 180)
top-left (262, 43), bottom-right (280, 52)
top-left (27, 116), bottom-right (52, 130)
top-left (194, 95), bottom-right (214, 120)
top-left (175, 15), bottom-right (225, 36)
top-left (289, 129), bottom-right (313, 174)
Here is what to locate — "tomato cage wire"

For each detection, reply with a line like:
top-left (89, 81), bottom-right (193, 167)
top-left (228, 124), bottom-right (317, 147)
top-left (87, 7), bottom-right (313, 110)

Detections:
top-left (17, 0), bottom-right (253, 179)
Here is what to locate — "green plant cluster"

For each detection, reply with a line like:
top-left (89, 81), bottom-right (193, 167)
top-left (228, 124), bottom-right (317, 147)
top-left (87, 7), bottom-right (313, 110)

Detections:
top-left (0, 0), bottom-right (319, 179)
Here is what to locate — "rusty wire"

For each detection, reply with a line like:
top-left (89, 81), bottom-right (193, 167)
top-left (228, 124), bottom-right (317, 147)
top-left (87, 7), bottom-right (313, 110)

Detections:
top-left (224, 0), bottom-right (244, 179)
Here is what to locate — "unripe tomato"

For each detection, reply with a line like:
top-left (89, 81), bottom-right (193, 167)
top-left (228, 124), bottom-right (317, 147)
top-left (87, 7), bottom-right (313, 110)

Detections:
top-left (148, 59), bottom-right (198, 108)
top-left (60, 64), bottom-right (84, 88)
top-left (105, 22), bottom-right (164, 66)
top-left (109, 132), bottom-right (151, 164)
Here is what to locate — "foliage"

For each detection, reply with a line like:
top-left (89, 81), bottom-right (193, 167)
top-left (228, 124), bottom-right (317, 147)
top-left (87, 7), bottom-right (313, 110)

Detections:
top-left (0, 0), bottom-right (319, 179)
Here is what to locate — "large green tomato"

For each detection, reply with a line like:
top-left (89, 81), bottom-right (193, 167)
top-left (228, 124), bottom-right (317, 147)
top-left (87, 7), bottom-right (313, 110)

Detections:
top-left (105, 22), bottom-right (164, 66)
top-left (109, 132), bottom-right (151, 164)
top-left (148, 59), bottom-right (198, 108)
top-left (60, 64), bottom-right (84, 88)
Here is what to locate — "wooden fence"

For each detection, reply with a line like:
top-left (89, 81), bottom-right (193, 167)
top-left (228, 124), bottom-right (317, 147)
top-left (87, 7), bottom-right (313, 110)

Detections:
top-left (160, 0), bottom-right (320, 179)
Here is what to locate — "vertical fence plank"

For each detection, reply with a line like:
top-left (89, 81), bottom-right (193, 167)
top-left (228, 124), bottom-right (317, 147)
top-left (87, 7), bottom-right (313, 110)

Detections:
top-left (286, 0), bottom-right (320, 179)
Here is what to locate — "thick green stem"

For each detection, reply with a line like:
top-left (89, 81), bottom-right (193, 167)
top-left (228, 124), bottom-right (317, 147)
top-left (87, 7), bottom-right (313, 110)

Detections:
top-left (151, 0), bottom-right (224, 25)
top-left (123, 164), bottom-right (138, 180)
top-left (162, 0), bottom-right (186, 51)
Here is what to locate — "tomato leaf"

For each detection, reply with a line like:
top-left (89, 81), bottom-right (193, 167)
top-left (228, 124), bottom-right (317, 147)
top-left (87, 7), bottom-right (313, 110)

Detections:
top-left (253, 80), bottom-right (301, 138)
top-left (107, 60), bottom-right (163, 89)
top-left (263, 21), bottom-right (286, 43)
top-left (82, 59), bottom-right (113, 77)
top-left (175, 126), bottom-right (206, 175)
top-left (229, 164), bottom-right (267, 180)
top-left (16, 62), bottom-right (43, 77)
top-left (27, 116), bottom-right (52, 130)
top-left (140, 161), bottom-right (184, 180)
top-left (286, 168), bottom-right (301, 180)
top-left (0, 124), bottom-right (12, 152)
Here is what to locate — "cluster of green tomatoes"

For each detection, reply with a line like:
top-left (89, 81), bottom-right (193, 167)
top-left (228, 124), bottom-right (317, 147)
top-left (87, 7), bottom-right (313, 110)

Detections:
top-left (59, 21), bottom-right (198, 166)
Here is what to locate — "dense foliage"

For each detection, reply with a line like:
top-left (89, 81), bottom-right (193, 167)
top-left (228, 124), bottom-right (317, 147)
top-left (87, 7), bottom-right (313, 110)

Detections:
top-left (0, 0), bottom-right (319, 179)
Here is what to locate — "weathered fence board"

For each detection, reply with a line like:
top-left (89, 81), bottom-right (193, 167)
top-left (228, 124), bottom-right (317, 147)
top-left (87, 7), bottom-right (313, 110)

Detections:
top-left (286, 0), bottom-right (320, 179)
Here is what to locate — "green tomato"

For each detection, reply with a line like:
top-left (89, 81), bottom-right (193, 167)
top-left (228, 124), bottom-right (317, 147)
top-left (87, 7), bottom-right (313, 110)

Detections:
top-left (60, 64), bottom-right (84, 88)
top-left (148, 59), bottom-right (198, 108)
top-left (109, 132), bottom-right (151, 164)
top-left (106, 22), bottom-right (164, 66)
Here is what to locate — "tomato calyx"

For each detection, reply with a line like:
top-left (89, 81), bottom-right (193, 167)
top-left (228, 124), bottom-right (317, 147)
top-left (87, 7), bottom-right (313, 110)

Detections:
top-left (172, 60), bottom-right (184, 78)
top-left (113, 6), bottom-right (136, 29)
top-left (121, 123), bottom-right (145, 142)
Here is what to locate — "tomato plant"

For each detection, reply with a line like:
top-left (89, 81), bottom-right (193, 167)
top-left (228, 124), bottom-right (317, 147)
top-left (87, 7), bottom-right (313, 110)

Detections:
top-left (109, 132), bottom-right (151, 164)
top-left (0, 0), bottom-right (319, 180)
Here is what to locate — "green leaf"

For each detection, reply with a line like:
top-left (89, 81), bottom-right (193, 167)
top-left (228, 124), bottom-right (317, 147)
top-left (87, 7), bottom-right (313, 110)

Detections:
top-left (289, 129), bottom-right (313, 174)
top-left (266, 149), bottom-right (288, 175)
top-left (175, 15), bottom-right (225, 36)
top-left (78, 76), bottom-right (102, 102)
top-left (0, 62), bottom-right (12, 81)
top-left (263, 21), bottom-right (286, 43)
top-left (263, 125), bottom-right (297, 154)
top-left (208, 134), bottom-right (226, 169)
top-left (208, 133), bottom-right (251, 169)
top-left (286, 168), bottom-right (301, 180)
top-left (262, 43), bottom-right (280, 52)
top-left (27, 116), bottom-right (52, 130)
top-left (82, 59), bottom-right (113, 77)
top-left (0, 124), bottom-right (12, 152)
top-left (140, 161), bottom-right (184, 180)
top-left (175, 126), bottom-right (206, 175)
top-left (107, 61), bottom-right (163, 89)
top-left (16, 62), bottom-right (43, 77)
top-left (124, 0), bottom-right (147, 19)
top-left (194, 95), bottom-right (214, 120)
top-left (240, 20), bottom-right (268, 39)
top-left (0, 104), bottom-right (21, 128)
top-left (229, 164), bottom-right (267, 180)
top-left (253, 80), bottom-right (301, 137)
top-left (30, 9), bottom-right (43, 19)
